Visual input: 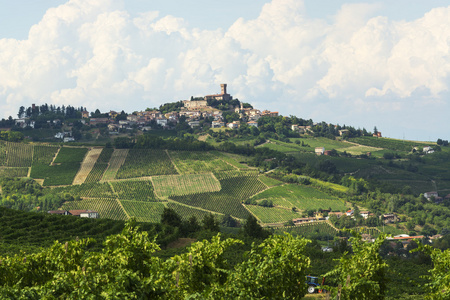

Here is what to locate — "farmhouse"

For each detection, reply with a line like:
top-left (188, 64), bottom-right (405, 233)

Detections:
top-left (315, 147), bottom-right (325, 155)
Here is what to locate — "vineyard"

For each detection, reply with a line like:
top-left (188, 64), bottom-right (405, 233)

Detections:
top-left (169, 171), bottom-right (266, 219)
top-left (84, 148), bottom-right (114, 183)
top-left (72, 148), bottom-right (103, 185)
top-left (249, 184), bottom-right (347, 212)
top-left (275, 221), bottom-right (339, 237)
top-left (167, 202), bottom-right (222, 221)
top-left (116, 149), bottom-right (178, 179)
top-left (52, 182), bottom-right (116, 199)
top-left (31, 147), bottom-right (88, 186)
top-left (152, 173), bottom-right (221, 198)
top-left (168, 151), bottom-right (234, 174)
top-left (62, 198), bottom-right (128, 220)
top-left (110, 180), bottom-right (158, 201)
top-left (5, 142), bottom-right (33, 167)
top-left (246, 205), bottom-right (300, 224)
top-left (0, 141), bottom-right (6, 166)
top-left (0, 167), bottom-right (28, 178)
top-left (101, 149), bottom-right (128, 181)
top-left (120, 201), bottom-right (165, 223)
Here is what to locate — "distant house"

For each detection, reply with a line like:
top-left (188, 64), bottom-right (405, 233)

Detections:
top-left (211, 121), bottom-right (225, 128)
top-left (156, 117), bottom-right (168, 126)
top-left (227, 121), bottom-right (240, 129)
top-left (315, 147), bottom-right (325, 155)
top-left (81, 111), bottom-right (89, 118)
top-left (423, 146), bottom-right (434, 154)
top-left (188, 120), bottom-right (200, 128)
top-left (339, 129), bottom-right (349, 136)
top-left (63, 137), bottom-right (75, 143)
top-left (424, 191), bottom-right (439, 200)
top-left (247, 121), bottom-right (258, 128)
top-left (48, 210), bottom-right (70, 215)
top-left (291, 124), bottom-right (299, 131)
top-left (381, 213), bottom-right (398, 224)
top-left (90, 118), bottom-right (109, 125)
top-left (373, 132), bottom-right (382, 137)
top-left (69, 210), bottom-right (99, 218)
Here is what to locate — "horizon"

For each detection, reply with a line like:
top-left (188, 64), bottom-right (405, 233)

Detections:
top-left (1, 0), bottom-right (449, 142)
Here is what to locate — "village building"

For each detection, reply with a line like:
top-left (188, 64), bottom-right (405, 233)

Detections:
top-left (247, 121), bottom-right (258, 128)
top-left (188, 120), bottom-right (200, 128)
top-left (211, 121), bottom-right (225, 128)
top-left (203, 83), bottom-right (232, 102)
top-left (424, 191), bottom-right (439, 200)
top-left (315, 147), bottom-right (325, 155)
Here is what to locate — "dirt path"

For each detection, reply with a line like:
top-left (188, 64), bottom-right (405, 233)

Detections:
top-left (108, 182), bottom-right (130, 219)
top-left (165, 150), bottom-right (181, 174)
top-left (101, 149), bottom-right (128, 181)
top-left (72, 148), bottom-right (103, 185)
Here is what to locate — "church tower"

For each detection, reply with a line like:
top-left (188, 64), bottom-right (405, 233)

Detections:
top-left (221, 84), bottom-right (227, 95)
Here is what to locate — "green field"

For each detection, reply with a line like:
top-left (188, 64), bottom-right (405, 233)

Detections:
top-left (170, 172), bottom-right (266, 219)
top-left (168, 151), bottom-right (234, 174)
top-left (246, 205), bottom-right (300, 223)
top-left (349, 136), bottom-right (427, 152)
top-left (5, 142), bottom-right (33, 167)
top-left (120, 201), bottom-right (166, 223)
top-left (152, 173), bottom-right (221, 198)
top-left (31, 147), bottom-right (88, 186)
top-left (274, 221), bottom-right (338, 237)
top-left (249, 184), bottom-right (346, 212)
top-left (167, 202), bottom-right (223, 222)
top-left (0, 167), bottom-right (29, 178)
top-left (110, 180), bottom-right (158, 201)
top-left (116, 149), bottom-right (178, 178)
top-left (85, 148), bottom-right (114, 183)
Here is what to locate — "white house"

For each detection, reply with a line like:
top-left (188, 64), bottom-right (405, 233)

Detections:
top-left (315, 147), bottom-right (325, 155)
top-left (247, 121), bottom-right (258, 128)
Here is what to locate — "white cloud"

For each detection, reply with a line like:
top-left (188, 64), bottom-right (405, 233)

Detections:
top-left (0, 0), bottom-right (449, 140)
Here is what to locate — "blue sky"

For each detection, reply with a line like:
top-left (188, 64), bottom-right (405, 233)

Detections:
top-left (1, 0), bottom-right (449, 141)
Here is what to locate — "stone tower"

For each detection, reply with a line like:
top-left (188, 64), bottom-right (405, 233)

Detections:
top-left (221, 84), bottom-right (227, 95)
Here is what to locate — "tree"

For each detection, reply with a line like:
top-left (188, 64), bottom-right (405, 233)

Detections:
top-left (243, 215), bottom-right (269, 239)
top-left (325, 232), bottom-right (388, 299)
top-left (202, 213), bottom-right (220, 232)
top-left (373, 126), bottom-right (378, 135)
top-left (160, 207), bottom-right (182, 228)
top-left (414, 243), bottom-right (450, 299)
top-left (226, 233), bottom-right (311, 299)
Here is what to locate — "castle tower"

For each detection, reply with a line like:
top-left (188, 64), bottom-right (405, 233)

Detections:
top-left (221, 84), bottom-right (227, 95)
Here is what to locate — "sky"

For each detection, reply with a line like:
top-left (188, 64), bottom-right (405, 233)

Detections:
top-left (1, 0), bottom-right (449, 141)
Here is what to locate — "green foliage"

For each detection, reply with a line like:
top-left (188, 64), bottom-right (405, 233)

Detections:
top-left (325, 232), bottom-right (388, 299)
top-left (414, 243), bottom-right (450, 299)
top-left (226, 233), bottom-right (311, 299)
